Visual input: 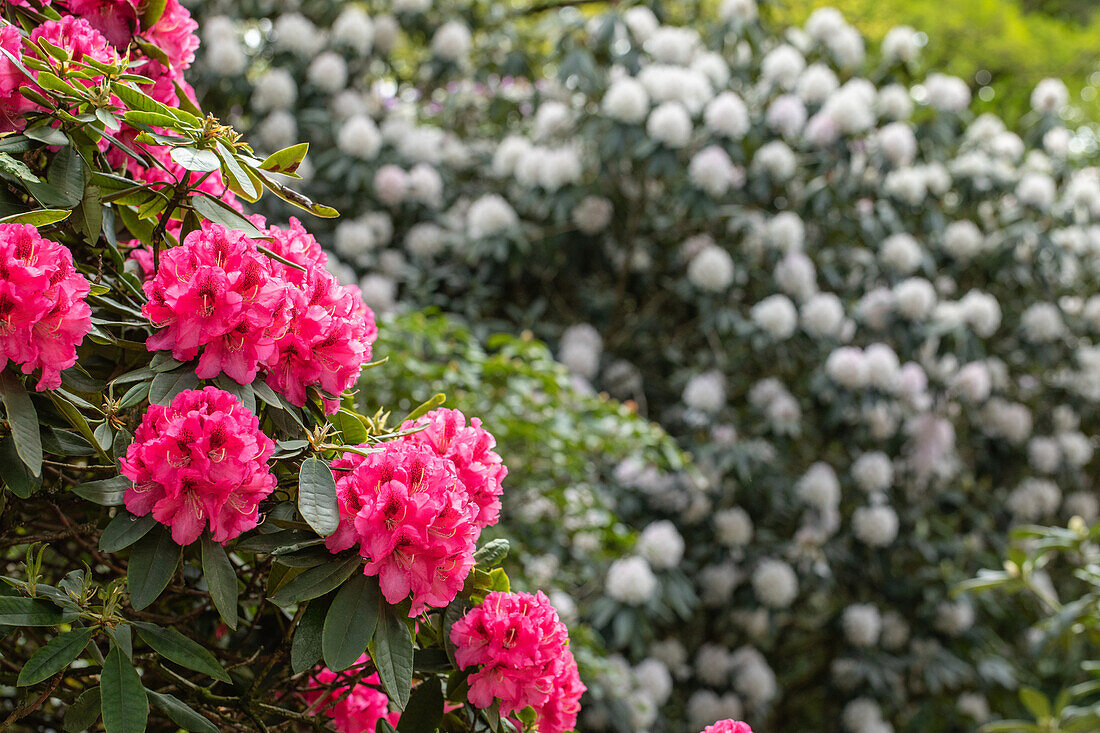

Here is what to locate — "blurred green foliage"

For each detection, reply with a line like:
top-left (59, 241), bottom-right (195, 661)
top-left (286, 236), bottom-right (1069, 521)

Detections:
top-left (771, 0), bottom-right (1100, 123)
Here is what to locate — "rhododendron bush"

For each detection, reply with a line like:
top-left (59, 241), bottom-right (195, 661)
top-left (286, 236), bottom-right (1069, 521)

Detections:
top-left (186, 0), bottom-right (1100, 731)
top-left (0, 2), bottom-right (607, 731)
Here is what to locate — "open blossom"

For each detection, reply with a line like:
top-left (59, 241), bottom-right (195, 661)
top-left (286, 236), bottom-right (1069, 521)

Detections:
top-left (303, 660), bottom-right (399, 733)
top-left (326, 442), bottom-right (481, 615)
top-left (0, 23), bottom-right (34, 131)
top-left (451, 591), bottom-right (585, 733)
top-left (0, 224), bottom-right (91, 391)
top-left (260, 218), bottom-right (377, 413)
top-left (121, 387), bottom-right (276, 545)
top-left (400, 408), bottom-right (507, 529)
top-left (143, 222), bottom-right (290, 385)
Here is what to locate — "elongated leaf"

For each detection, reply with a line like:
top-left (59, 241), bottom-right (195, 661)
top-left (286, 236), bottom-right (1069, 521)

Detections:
top-left (47, 144), bottom-right (85, 207)
top-left (73, 475), bottom-right (129, 506)
top-left (0, 370), bottom-right (42, 477)
top-left (99, 511), bottom-right (156, 552)
top-left (18, 627), bottom-right (96, 686)
top-left (268, 556), bottom-right (360, 607)
top-left (100, 645), bottom-right (147, 733)
top-left (170, 146), bottom-right (220, 173)
top-left (299, 458), bottom-right (340, 537)
top-left (0, 596), bottom-right (65, 626)
top-left (0, 208), bottom-right (71, 225)
top-left (147, 690), bottom-right (218, 733)
top-left (190, 194), bottom-right (265, 237)
top-left (291, 597), bottom-right (329, 674)
top-left (396, 677), bottom-right (444, 733)
top-left (369, 602), bottom-right (414, 710)
top-left (127, 525), bottom-right (180, 610)
top-left (257, 143), bottom-right (308, 174)
top-left (149, 368), bottom-right (200, 407)
top-left (0, 435), bottom-right (39, 497)
top-left (200, 535), bottom-right (238, 630)
top-left (400, 393), bottom-right (446, 426)
top-left (48, 392), bottom-right (110, 462)
top-left (322, 574), bottom-right (379, 672)
top-left (64, 686), bottom-right (101, 732)
top-left (473, 539), bottom-right (510, 567)
top-left (133, 622), bottom-right (230, 682)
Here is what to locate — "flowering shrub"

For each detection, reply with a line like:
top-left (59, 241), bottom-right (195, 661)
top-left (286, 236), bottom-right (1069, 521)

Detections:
top-left (187, 0), bottom-right (1100, 730)
top-left (0, 3), bottom-right (679, 731)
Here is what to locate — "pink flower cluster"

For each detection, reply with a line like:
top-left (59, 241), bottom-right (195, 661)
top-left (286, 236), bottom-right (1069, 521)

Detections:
top-left (701, 722), bottom-right (754, 733)
top-left (0, 224), bottom-right (91, 391)
top-left (401, 407), bottom-right (507, 529)
top-left (0, 23), bottom-right (32, 131)
top-left (325, 441), bottom-right (481, 616)
top-left (450, 591), bottom-right (585, 733)
top-left (260, 217), bottom-right (377, 413)
top-left (120, 386), bottom-right (276, 545)
top-left (303, 658), bottom-right (399, 733)
top-left (142, 220), bottom-right (377, 412)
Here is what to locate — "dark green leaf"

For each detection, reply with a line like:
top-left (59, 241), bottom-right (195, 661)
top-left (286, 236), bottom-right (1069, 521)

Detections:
top-left (134, 622), bottom-right (231, 682)
top-left (149, 368), bottom-right (200, 407)
top-left (396, 677), bottom-right (443, 733)
top-left (64, 686), bottom-right (102, 732)
top-left (201, 535), bottom-right (238, 630)
top-left (100, 512), bottom-right (157, 552)
top-left (100, 645), bottom-right (148, 733)
top-left (473, 539), bottom-right (510, 567)
top-left (0, 435), bottom-right (39, 498)
top-left (299, 458), bottom-right (340, 537)
top-left (18, 627), bottom-right (97, 686)
top-left (47, 144), bottom-right (85, 207)
top-left (190, 194), bottom-right (265, 237)
top-left (127, 525), bottom-right (181, 610)
top-left (268, 556), bottom-right (360, 607)
top-left (0, 596), bottom-right (64, 626)
top-left (291, 596), bottom-right (329, 674)
top-left (369, 602), bottom-right (414, 710)
top-left (147, 690), bottom-right (218, 733)
top-left (323, 573), bottom-right (379, 672)
top-left (73, 476), bottom-right (129, 506)
top-left (0, 370), bottom-right (42, 477)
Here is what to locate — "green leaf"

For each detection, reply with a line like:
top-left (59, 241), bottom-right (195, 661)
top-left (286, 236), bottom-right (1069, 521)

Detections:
top-left (190, 194), bottom-right (265, 237)
top-left (149, 368), bottom-right (200, 407)
top-left (23, 124), bottom-right (69, 146)
top-left (170, 147), bottom-right (221, 173)
top-left (268, 556), bottom-right (360, 607)
top-left (257, 143), bottom-right (309, 174)
top-left (100, 512), bottom-right (157, 552)
top-left (18, 627), bottom-right (97, 686)
top-left (323, 573), bottom-right (379, 672)
top-left (133, 622), bottom-right (231, 682)
top-left (369, 602), bottom-right (414, 710)
top-left (127, 525), bottom-right (181, 610)
top-left (201, 535), bottom-right (238, 630)
top-left (0, 435), bottom-right (39, 498)
top-left (299, 458), bottom-right (340, 537)
top-left (64, 686), bottom-right (102, 732)
top-left (473, 539), bottom-right (510, 567)
top-left (1019, 686), bottom-right (1051, 719)
top-left (75, 184), bottom-right (103, 245)
top-left (400, 393), bottom-right (446, 426)
top-left (0, 208), bottom-right (71, 226)
top-left (291, 597), bottom-right (329, 674)
top-left (215, 141), bottom-right (259, 200)
top-left (47, 144), bottom-right (85, 208)
top-left (72, 476), bottom-right (130, 506)
top-left (100, 645), bottom-right (148, 733)
top-left (0, 596), bottom-right (65, 625)
top-left (147, 690), bottom-right (218, 733)
top-left (396, 677), bottom-right (443, 733)
top-left (0, 370), bottom-right (42, 477)
top-left (48, 392), bottom-right (110, 463)
top-left (333, 409), bottom-right (368, 445)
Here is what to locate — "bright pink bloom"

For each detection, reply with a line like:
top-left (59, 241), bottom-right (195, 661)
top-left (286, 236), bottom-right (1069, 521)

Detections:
top-left (702, 721), bottom-right (754, 733)
top-left (120, 386), bottom-right (276, 545)
top-left (142, 222), bottom-right (290, 384)
top-left (0, 224), bottom-right (91, 391)
top-left (0, 23), bottom-right (34, 132)
top-left (303, 658), bottom-right (399, 733)
top-left (29, 15), bottom-right (117, 74)
top-left (450, 591), bottom-right (585, 733)
top-left (325, 442), bottom-right (481, 615)
top-left (401, 408), bottom-right (506, 529)
top-left (260, 218), bottom-right (377, 414)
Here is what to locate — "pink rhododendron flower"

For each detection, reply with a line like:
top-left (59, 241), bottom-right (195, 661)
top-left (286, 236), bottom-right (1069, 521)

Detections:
top-left (0, 23), bottom-right (34, 132)
top-left (142, 222), bottom-right (290, 384)
top-left (325, 442), bottom-right (481, 615)
top-left (120, 386), bottom-right (276, 545)
top-left (260, 218), bottom-right (377, 414)
top-left (450, 590), bottom-right (585, 733)
top-left (0, 224), bottom-right (91, 391)
top-left (702, 721), bottom-right (754, 733)
top-left (401, 408), bottom-right (506, 528)
top-left (303, 658), bottom-right (399, 733)
top-left (29, 15), bottom-right (117, 76)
